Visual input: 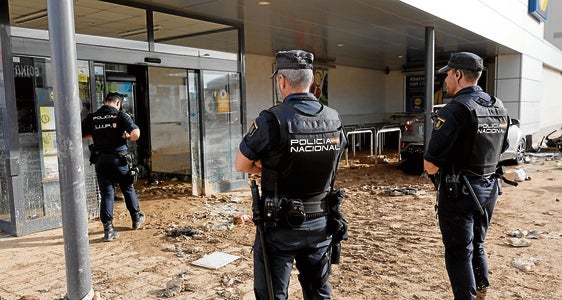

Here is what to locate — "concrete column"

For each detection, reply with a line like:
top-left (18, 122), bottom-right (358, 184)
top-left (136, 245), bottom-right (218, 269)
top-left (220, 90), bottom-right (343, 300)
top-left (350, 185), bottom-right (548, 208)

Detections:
top-left (495, 53), bottom-right (542, 135)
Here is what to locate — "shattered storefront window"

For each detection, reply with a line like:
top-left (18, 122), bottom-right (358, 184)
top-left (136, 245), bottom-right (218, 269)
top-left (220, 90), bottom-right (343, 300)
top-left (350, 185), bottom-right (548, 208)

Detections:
top-left (14, 56), bottom-right (61, 219)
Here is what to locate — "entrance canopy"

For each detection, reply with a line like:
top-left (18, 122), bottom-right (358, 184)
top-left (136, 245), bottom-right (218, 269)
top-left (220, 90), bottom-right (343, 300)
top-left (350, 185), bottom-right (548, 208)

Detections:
top-left (9, 0), bottom-right (516, 71)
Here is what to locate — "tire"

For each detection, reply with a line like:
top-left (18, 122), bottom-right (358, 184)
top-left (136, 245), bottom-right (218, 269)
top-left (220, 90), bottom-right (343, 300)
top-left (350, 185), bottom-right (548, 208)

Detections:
top-left (515, 138), bottom-right (526, 165)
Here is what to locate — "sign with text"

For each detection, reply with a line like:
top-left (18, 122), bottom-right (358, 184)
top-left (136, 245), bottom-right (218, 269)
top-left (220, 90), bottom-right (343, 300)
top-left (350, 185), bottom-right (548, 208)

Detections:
top-left (405, 75), bottom-right (443, 112)
top-left (529, 0), bottom-right (548, 22)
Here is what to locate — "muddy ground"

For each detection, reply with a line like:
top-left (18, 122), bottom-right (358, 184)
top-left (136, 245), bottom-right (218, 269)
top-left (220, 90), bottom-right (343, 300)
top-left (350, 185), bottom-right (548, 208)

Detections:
top-left (83, 150), bottom-right (561, 300)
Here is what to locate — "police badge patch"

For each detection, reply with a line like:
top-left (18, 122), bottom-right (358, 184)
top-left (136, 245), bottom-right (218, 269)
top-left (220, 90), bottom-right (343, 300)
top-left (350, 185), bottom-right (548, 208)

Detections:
top-left (434, 117), bottom-right (445, 130)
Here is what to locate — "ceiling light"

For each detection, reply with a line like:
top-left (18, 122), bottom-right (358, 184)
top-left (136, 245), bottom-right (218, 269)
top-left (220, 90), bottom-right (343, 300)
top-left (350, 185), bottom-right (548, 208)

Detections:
top-left (14, 9), bottom-right (48, 25)
top-left (258, 1), bottom-right (271, 5)
top-left (337, 43), bottom-right (344, 47)
top-left (119, 25), bottom-right (162, 38)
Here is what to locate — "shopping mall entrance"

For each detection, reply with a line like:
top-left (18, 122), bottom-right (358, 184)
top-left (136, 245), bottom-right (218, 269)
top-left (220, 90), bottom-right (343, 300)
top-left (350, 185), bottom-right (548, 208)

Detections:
top-left (0, 0), bottom-right (247, 235)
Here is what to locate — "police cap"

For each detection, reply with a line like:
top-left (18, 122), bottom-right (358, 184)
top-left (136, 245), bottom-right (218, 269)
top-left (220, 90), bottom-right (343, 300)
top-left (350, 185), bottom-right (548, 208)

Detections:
top-left (105, 92), bottom-right (125, 103)
top-left (270, 50), bottom-right (314, 78)
top-left (438, 52), bottom-right (483, 74)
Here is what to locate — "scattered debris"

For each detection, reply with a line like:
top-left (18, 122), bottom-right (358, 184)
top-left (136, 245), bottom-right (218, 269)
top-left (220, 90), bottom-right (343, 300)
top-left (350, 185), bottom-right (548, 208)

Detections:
top-left (527, 152), bottom-right (560, 158)
top-left (147, 179), bottom-right (161, 185)
top-left (506, 229), bottom-right (540, 239)
top-left (168, 227), bottom-right (202, 238)
top-left (385, 188), bottom-right (418, 196)
top-left (523, 156), bottom-right (537, 164)
top-left (526, 230), bottom-right (540, 239)
top-left (376, 155), bottom-right (391, 164)
top-left (511, 257), bottom-right (541, 272)
top-left (192, 252), bottom-right (240, 269)
top-left (177, 270), bottom-right (190, 278)
top-left (233, 214), bottom-right (253, 225)
top-left (163, 278), bottom-right (184, 297)
top-left (537, 128), bottom-right (562, 152)
top-left (508, 237), bottom-right (531, 247)
top-left (163, 244), bottom-right (188, 258)
top-left (221, 273), bottom-right (238, 287)
top-left (513, 169), bottom-right (529, 182)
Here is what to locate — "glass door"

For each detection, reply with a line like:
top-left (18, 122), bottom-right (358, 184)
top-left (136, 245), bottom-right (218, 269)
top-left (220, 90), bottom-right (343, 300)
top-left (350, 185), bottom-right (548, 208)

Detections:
top-left (148, 67), bottom-right (191, 177)
top-left (201, 70), bottom-right (245, 194)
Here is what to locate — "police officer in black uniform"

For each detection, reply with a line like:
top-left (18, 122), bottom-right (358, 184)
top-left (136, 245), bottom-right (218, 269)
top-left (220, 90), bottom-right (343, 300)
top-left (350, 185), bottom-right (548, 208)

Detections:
top-left (424, 52), bottom-right (510, 300)
top-left (236, 50), bottom-right (347, 299)
top-left (82, 92), bottom-right (145, 242)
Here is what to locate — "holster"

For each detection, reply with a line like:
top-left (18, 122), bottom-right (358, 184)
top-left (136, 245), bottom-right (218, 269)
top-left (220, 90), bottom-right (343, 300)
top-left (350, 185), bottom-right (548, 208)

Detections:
top-left (280, 198), bottom-right (306, 228)
top-left (120, 152), bottom-right (138, 185)
top-left (88, 144), bottom-right (97, 165)
top-left (444, 173), bottom-right (460, 198)
top-left (325, 188), bottom-right (348, 264)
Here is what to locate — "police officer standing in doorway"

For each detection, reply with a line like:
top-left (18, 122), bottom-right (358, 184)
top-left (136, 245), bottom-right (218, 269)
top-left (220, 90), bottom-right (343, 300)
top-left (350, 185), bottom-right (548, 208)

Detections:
top-left (424, 52), bottom-right (510, 300)
top-left (82, 92), bottom-right (145, 242)
top-left (236, 50), bottom-right (347, 299)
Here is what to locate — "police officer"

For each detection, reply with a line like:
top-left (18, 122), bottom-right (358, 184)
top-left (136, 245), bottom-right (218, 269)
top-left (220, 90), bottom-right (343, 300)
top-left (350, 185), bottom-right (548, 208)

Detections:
top-left (424, 52), bottom-right (510, 300)
top-left (82, 92), bottom-right (145, 242)
top-left (236, 50), bottom-right (347, 299)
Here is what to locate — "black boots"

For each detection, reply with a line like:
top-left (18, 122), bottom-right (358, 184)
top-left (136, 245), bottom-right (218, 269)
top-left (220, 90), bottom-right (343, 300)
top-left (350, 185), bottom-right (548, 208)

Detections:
top-left (102, 212), bottom-right (144, 241)
top-left (132, 211), bottom-right (145, 229)
top-left (103, 222), bottom-right (120, 242)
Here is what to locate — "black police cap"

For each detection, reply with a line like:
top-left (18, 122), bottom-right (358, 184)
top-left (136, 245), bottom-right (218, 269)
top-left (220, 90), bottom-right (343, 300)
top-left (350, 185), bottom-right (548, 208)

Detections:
top-left (105, 92), bottom-right (125, 102)
top-left (270, 50), bottom-right (314, 78)
top-left (438, 52), bottom-right (483, 74)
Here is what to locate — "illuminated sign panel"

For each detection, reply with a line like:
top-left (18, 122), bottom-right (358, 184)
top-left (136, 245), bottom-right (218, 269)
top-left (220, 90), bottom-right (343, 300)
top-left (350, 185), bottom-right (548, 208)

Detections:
top-left (529, 0), bottom-right (548, 22)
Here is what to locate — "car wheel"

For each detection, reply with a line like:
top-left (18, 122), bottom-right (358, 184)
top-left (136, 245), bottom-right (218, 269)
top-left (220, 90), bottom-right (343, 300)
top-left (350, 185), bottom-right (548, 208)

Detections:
top-left (515, 138), bottom-right (526, 164)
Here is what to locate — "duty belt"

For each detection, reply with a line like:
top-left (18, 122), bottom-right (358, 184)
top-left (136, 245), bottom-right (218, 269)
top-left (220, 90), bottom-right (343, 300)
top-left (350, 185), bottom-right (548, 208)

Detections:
top-left (96, 151), bottom-right (128, 156)
top-left (303, 200), bottom-right (329, 218)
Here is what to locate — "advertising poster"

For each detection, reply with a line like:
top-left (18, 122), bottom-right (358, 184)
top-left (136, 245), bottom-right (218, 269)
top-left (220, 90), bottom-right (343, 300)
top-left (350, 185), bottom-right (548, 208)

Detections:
top-left (39, 106), bottom-right (58, 180)
top-left (41, 131), bottom-right (57, 156)
top-left (39, 106), bottom-right (56, 130)
top-left (217, 89), bottom-right (230, 113)
top-left (405, 75), bottom-right (443, 112)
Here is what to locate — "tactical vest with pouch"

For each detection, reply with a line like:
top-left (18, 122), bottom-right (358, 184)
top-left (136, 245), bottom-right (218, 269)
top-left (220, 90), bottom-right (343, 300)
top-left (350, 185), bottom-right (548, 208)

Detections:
top-left (453, 95), bottom-right (509, 176)
top-left (261, 101), bottom-right (346, 213)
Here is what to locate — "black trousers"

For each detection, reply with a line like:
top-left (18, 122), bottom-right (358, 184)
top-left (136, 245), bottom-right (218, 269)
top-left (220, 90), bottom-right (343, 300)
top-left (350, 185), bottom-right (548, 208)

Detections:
top-left (438, 176), bottom-right (500, 300)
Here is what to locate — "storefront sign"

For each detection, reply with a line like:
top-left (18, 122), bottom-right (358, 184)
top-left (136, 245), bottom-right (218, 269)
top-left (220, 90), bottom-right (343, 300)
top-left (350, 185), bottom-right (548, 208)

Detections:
top-left (529, 0), bottom-right (548, 22)
top-left (13, 64), bottom-right (40, 78)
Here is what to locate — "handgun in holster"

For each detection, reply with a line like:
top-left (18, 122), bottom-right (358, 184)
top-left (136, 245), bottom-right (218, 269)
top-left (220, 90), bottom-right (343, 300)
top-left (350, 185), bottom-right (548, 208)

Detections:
top-left (122, 153), bottom-right (139, 185)
top-left (326, 188), bottom-right (348, 264)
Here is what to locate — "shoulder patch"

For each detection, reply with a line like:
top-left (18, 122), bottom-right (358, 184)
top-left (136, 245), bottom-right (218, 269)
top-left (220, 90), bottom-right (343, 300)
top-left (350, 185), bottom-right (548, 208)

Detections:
top-left (248, 120), bottom-right (258, 136)
top-left (433, 117), bottom-right (446, 130)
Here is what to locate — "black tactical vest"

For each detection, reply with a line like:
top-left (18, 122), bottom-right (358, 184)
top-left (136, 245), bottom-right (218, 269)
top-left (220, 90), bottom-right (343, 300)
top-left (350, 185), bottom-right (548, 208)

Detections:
top-left (453, 95), bottom-right (508, 176)
top-left (90, 106), bottom-right (127, 152)
top-left (261, 102), bottom-right (346, 202)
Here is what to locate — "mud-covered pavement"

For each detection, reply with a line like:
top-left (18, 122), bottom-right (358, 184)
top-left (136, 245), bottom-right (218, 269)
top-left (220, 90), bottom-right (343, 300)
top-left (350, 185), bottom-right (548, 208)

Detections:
top-left (1, 152), bottom-right (560, 300)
